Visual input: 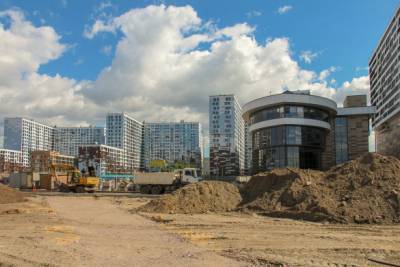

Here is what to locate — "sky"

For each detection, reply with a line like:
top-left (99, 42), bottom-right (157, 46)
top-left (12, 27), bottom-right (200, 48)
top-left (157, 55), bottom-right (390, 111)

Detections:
top-left (0, 0), bottom-right (399, 151)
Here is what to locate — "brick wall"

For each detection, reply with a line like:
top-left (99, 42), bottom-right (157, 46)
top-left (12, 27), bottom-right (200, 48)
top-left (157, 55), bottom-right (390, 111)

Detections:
top-left (347, 115), bottom-right (370, 160)
top-left (321, 120), bottom-right (335, 170)
top-left (343, 95), bottom-right (367, 108)
top-left (376, 112), bottom-right (400, 158)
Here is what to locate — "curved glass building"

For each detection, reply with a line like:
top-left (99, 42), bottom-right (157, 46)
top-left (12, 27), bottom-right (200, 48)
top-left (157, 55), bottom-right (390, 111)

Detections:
top-left (242, 90), bottom-right (375, 173)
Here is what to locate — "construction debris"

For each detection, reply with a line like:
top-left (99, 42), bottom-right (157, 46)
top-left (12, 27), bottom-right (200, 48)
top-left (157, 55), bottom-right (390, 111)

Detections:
top-left (0, 184), bottom-right (26, 204)
top-left (138, 181), bottom-right (242, 214)
top-left (240, 153), bottom-right (400, 223)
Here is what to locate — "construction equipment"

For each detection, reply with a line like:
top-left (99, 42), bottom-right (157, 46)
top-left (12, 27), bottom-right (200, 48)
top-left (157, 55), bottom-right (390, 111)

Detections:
top-left (134, 168), bottom-right (201, 194)
top-left (51, 164), bottom-right (100, 193)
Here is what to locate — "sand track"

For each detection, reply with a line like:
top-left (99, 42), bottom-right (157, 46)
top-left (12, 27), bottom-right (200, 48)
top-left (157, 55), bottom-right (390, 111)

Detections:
top-left (0, 196), bottom-right (240, 267)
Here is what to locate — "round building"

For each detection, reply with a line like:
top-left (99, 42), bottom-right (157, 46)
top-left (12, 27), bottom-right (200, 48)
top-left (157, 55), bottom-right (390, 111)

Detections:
top-left (242, 90), bottom-right (338, 172)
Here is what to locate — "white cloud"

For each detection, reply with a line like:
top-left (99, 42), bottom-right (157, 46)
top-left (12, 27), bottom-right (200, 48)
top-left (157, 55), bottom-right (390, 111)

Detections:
top-left (246, 10), bottom-right (262, 18)
top-left (83, 5), bottom-right (369, 126)
top-left (355, 66), bottom-right (369, 72)
top-left (83, 19), bottom-right (116, 39)
top-left (333, 76), bottom-right (370, 106)
top-left (96, 1), bottom-right (113, 12)
top-left (277, 5), bottom-right (293, 14)
top-left (0, 9), bottom-right (98, 130)
top-left (100, 45), bottom-right (112, 56)
top-left (0, 9), bottom-right (66, 75)
top-left (74, 58), bottom-right (84, 65)
top-left (319, 66), bottom-right (336, 80)
top-left (300, 50), bottom-right (320, 64)
top-left (0, 5), bottom-right (371, 141)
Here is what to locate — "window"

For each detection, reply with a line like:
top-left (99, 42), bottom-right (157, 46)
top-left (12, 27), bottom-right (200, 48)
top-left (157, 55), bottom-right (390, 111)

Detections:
top-left (252, 125), bottom-right (326, 172)
top-left (250, 105), bottom-right (329, 124)
top-left (335, 117), bottom-right (348, 165)
top-left (287, 147), bottom-right (299, 168)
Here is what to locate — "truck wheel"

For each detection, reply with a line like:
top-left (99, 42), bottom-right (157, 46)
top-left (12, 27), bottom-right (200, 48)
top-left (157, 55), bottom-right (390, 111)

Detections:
top-left (140, 185), bottom-right (151, 194)
top-left (59, 184), bottom-right (70, 193)
top-left (75, 186), bottom-right (85, 193)
top-left (151, 186), bottom-right (162, 195)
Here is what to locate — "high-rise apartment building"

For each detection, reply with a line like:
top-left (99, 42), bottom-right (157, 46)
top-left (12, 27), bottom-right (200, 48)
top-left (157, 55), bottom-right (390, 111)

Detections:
top-left (4, 118), bottom-right (55, 166)
top-left (209, 94), bottom-right (245, 177)
top-left (143, 121), bottom-right (202, 170)
top-left (54, 126), bottom-right (106, 157)
top-left (106, 113), bottom-right (143, 170)
top-left (369, 7), bottom-right (400, 156)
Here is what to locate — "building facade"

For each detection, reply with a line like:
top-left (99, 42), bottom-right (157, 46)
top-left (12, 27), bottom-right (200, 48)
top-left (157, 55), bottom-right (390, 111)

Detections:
top-left (54, 126), bottom-right (106, 157)
top-left (202, 157), bottom-right (210, 177)
top-left (143, 121), bottom-right (202, 170)
top-left (209, 94), bottom-right (245, 177)
top-left (0, 149), bottom-right (23, 172)
top-left (77, 145), bottom-right (127, 178)
top-left (4, 118), bottom-right (55, 167)
top-left (30, 150), bottom-right (75, 173)
top-left (369, 7), bottom-right (400, 157)
top-left (106, 113), bottom-right (143, 171)
top-left (244, 122), bottom-right (252, 175)
top-left (242, 91), bottom-right (375, 173)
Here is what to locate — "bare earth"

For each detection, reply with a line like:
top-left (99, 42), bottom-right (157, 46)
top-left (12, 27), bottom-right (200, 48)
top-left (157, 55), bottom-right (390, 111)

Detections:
top-left (120, 198), bottom-right (400, 266)
top-left (0, 196), bottom-right (400, 267)
top-left (0, 196), bottom-right (239, 267)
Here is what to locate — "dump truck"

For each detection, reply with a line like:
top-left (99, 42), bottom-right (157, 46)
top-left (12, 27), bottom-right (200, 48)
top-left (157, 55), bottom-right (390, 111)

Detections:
top-left (52, 164), bottom-right (100, 193)
top-left (134, 168), bottom-right (201, 194)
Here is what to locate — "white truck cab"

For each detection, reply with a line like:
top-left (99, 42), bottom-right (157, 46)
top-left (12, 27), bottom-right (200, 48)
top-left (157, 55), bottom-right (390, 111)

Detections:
top-left (175, 168), bottom-right (201, 184)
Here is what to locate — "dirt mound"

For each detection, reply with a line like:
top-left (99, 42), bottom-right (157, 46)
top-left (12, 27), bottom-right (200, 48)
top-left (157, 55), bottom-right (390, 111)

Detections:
top-left (0, 184), bottom-right (26, 204)
top-left (139, 181), bottom-right (242, 214)
top-left (241, 153), bottom-right (400, 224)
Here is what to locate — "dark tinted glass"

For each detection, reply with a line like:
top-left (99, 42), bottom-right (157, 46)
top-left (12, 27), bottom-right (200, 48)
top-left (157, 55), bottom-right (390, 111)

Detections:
top-left (252, 125), bottom-right (325, 172)
top-left (250, 105), bottom-right (329, 124)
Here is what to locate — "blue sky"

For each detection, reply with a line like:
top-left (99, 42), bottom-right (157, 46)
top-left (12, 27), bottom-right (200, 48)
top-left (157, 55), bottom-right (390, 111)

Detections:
top-left (0, 0), bottom-right (398, 154)
top-left (0, 0), bottom-right (398, 83)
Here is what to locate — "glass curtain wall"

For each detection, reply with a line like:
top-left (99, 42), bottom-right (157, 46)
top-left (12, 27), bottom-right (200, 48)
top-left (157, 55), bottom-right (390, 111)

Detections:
top-left (250, 105), bottom-right (329, 124)
top-left (335, 117), bottom-right (348, 165)
top-left (252, 125), bottom-right (326, 172)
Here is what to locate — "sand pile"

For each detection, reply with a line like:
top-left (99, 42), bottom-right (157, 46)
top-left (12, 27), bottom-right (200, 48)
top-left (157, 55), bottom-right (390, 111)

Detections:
top-left (241, 153), bottom-right (400, 223)
top-left (0, 184), bottom-right (25, 204)
top-left (139, 181), bottom-right (242, 214)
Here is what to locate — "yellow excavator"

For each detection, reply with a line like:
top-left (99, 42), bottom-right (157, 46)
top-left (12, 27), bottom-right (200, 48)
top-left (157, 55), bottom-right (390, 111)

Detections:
top-left (51, 164), bottom-right (99, 193)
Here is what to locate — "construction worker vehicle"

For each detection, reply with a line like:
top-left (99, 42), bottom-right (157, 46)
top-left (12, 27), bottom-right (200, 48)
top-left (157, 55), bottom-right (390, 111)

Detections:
top-left (51, 164), bottom-right (100, 193)
top-left (134, 168), bottom-right (201, 194)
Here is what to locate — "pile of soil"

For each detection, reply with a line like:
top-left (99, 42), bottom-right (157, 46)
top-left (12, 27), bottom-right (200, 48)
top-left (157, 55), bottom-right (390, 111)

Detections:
top-left (241, 153), bottom-right (400, 223)
top-left (0, 184), bottom-right (25, 204)
top-left (139, 181), bottom-right (242, 214)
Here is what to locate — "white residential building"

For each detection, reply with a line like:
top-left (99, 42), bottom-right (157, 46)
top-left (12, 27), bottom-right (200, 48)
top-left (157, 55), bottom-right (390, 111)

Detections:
top-left (143, 121), bottom-right (203, 170)
top-left (369, 7), bottom-right (400, 156)
top-left (54, 126), bottom-right (106, 157)
top-left (4, 118), bottom-right (55, 166)
top-left (106, 113), bottom-right (143, 170)
top-left (209, 94), bottom-right (245, 177)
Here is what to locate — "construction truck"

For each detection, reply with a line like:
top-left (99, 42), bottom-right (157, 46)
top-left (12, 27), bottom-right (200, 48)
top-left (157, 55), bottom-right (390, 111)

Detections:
top-left (51, 164), bottom-right (100, 193)
top-left (134, 168), bottom-right (201, 194)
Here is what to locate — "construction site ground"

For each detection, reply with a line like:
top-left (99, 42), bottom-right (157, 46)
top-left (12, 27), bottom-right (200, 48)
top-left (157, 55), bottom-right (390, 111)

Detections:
top-left (1, 195), bottom-right (400, 267)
